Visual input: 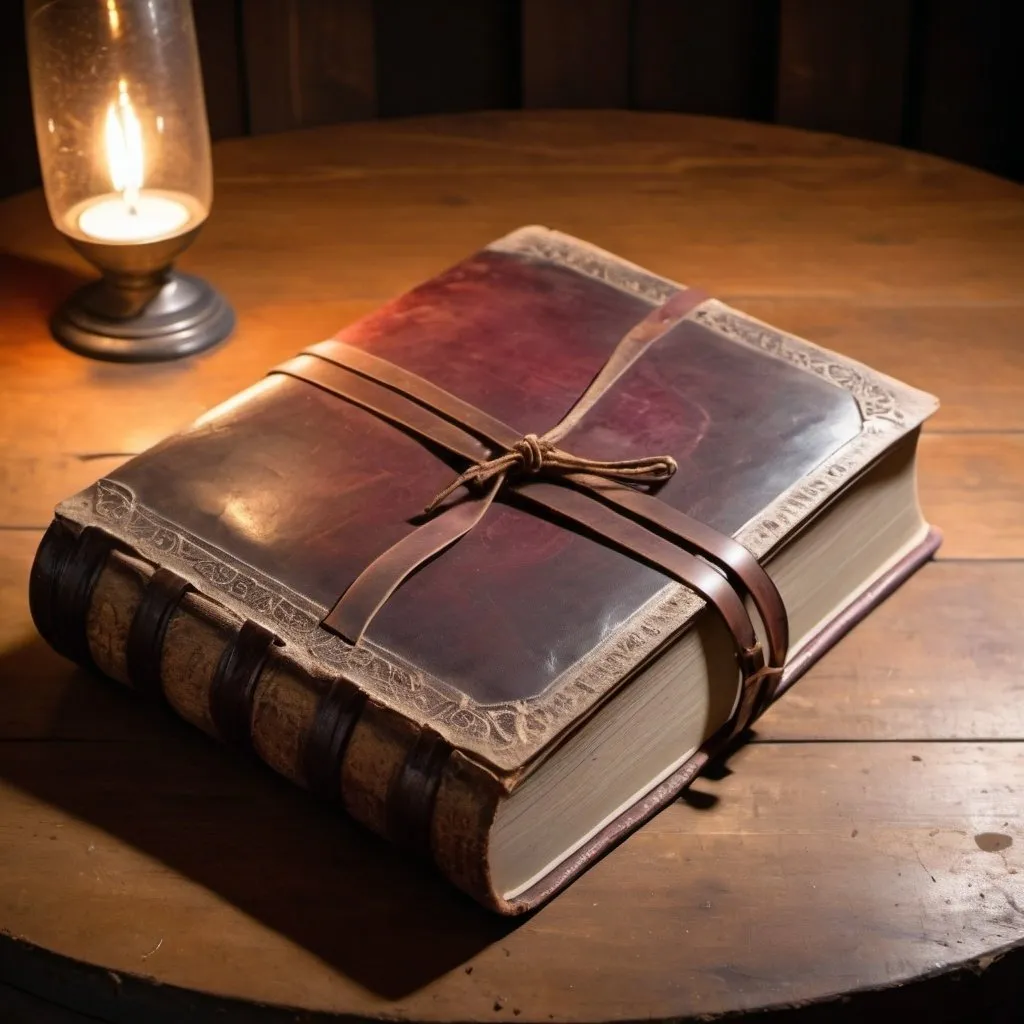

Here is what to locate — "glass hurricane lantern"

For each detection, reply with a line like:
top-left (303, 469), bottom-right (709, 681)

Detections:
top-left (25, 0), bottom-right (233, 361)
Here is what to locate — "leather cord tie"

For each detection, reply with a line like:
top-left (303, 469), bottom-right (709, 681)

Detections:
top-left (425, 433), bottom-right (678, 514)
top-left (270, 283), bottom-right (791, 717)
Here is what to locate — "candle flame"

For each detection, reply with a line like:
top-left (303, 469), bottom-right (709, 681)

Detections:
top-left (106, 0), bottom-right (121, 37)
top-left (105, 79), bottom-right (144, 213)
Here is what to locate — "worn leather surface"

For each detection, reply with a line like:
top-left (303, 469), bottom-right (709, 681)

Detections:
top-left (272, 347), bottom-right (765, 673)
top-left (284, 304), bottom-right (787, 672)
top-left (108, 249), bottom-right (861, 705)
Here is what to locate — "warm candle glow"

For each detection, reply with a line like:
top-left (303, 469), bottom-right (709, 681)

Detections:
top-left (105, 79), bottom-right (144, 211)
top-left (75, 76), bottom-right (195, 243)
top-left (106, 0), bottom-right (121, 37)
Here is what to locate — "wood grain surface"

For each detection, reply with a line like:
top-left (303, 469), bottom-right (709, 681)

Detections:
top-left (0, 111), bottom-right (1021, 1022)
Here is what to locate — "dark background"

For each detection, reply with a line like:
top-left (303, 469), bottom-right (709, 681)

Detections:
top-left (2, 0), bottom-right (1021, 202)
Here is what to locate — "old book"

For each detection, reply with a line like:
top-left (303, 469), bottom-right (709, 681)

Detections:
top-left (30, 226), bottom-right (939, 914)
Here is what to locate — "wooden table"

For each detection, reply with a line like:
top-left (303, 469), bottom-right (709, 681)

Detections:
top-left (0, 112), bottom-right (1022, 1023)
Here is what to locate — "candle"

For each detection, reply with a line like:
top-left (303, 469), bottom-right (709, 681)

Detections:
top-left (73, 190), bottom-right (195, 242)
top-left (63, 78), bottom-right (204, 244)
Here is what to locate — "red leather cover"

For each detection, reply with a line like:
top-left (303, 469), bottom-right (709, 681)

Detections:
top-left (105, 245), bottom-right (861, 706)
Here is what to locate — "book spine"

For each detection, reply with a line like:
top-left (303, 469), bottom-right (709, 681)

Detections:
top-left (28, 518), bottom-right (506, 911)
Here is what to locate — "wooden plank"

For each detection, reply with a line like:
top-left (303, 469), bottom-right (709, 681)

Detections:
top-left (919, 434), bottom-right (1024, 560)
top-left (241, 0), bottom-right (375, 133)
top-left (375, 0), bottom-right (520, 117)
top-left (631, 0), bottom-right (779, 119)
top-left (757, 561), bottom-right (1024, 741)
top-left (0, 246), bottom-right (377, 461)
top-left (187, 114), bottom-right (1024, 307)
top-left (193, 0), bottom-right (247, 140)
top-left (521, 0), bottom-right (630, 108)
top-left (777, 0), bottom-right (913, 144)
top-left (0, 736), bottom-right (1019, 1019)
top-left (0, 456), bottom-right (131, 530)
top-left (0, 3), bottom-right (40, 200)
top-left (912, 0), bottom-right (1023, 182)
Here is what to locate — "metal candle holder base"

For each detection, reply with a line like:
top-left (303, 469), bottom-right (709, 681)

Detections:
top-left (53, 227), bottom-right (234, 363)
top-left (52, 270), bottom-right (234, 362)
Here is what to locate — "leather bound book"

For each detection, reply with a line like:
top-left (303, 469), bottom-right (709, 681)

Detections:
top-left (30, 227), bottom-right (940, 914)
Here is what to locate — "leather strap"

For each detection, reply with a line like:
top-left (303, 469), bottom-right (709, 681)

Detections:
top-left (303, 681), bottom-right (367, 801)
top-left (386, 730), bottom-right (452, 856)
top-left (565, 474), bottom-right (789, 667)
top-left (296, 318), bottom-right (787, 667)
top-left (542, 287), bottom-right (710, 444)
top-left (327, 476), bottom-right (503, 644)
top-left (273, 354), bottom-right (763, 672)
top-left (125, 568), bottom-right (193, 700)
top-left (276, 352), bottom-right (488, 464)
top-left (515, 479), bottom-right (764, 674)
top-left (208, 620), bottom-right (278, 753)
top-left (28, 519), bottom-right (78, 660)
top-left (51, 526), bottom-right (120, 670)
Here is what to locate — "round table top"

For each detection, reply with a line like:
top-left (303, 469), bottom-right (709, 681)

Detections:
top-left (0, 111), bottom-right (1022, 1022)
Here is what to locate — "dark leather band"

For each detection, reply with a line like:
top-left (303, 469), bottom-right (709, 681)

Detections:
top-left (46, 525), bottom-right (120, 670)
top-left (125, 568), bottom-right (193, 700)
top-left (275, 352), bottom-right (487, 464)
top-left (516, 478), bottom-right (764, 669)
top-left (28, 519), bottom-right (78, 660)
top-left (303, 681), bottom-right (367, 801)
top-left (208, 620), bottom-right (278, 753)
top-left (386, 730), bottom-right (452, 856)
top-left (327, 476), bottom-right (504, 645)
